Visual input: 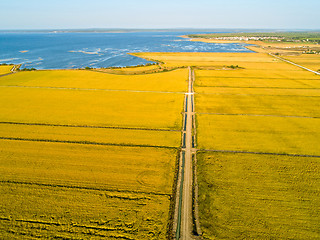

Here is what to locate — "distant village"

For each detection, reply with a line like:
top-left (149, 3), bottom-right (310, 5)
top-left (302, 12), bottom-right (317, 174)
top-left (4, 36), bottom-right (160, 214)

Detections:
top-left (212, 36), bottom-right (285, 41)
top-left (211, 36), bottom-right (320, 44)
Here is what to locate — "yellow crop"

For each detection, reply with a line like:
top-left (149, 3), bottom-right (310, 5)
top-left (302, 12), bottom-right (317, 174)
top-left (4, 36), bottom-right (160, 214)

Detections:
top-left (0, 65), bottom-right (13, 75)
top-left (0, 123), bottom-right (181, 148)
top-left (0, 68), bottom-right (188, 92)
top-left (195, 86), bottom-right (320, 96)
top-left (197, 151), bottom-right (320, 240)
top-left (284, 54), bottom-right (320, 72)
top-left (133, 52), bottom-right (275, 68)
top-left (0, 87), bottom-right (184, 129)
top-left (0, 141), bottom-right (176, 239)
top-left (0, 64), bottom-right (184, 239)
top-left (197, 110), bottom-right (320, 156)
top-left (0, 140), bottom-right (177, 194)
top-left (196, 94), bottom-right (320, 117)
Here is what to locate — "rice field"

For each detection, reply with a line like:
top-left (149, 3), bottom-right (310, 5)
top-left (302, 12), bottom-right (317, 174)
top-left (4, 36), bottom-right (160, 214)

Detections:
top-left (197, 152), bottom-right (320, 240)
top-left (194, 52), bottom-right (320, 239)
top-left (196, 94), bottom-right (320, 117)
top-left (0, 68), bottom-right (188, 92)
top-left (133, 52), bottom-right (277, 68)
top-left (284, 54), bottom-right (320, 72)
top-left (1, 50), bottom-right (319, 239)
top-left (0, 65), bottom-right (13, 75)
top-left (0, 67), bottom-right (186, 239)
top-left (0, 88), bottom-right (184, 129)
top-left (0, 123), bottom-right (181, 148)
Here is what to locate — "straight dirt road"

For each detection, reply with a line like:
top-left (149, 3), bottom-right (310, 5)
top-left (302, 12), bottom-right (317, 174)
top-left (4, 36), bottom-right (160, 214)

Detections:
top-left (180, 67), bottom-right (194, 239)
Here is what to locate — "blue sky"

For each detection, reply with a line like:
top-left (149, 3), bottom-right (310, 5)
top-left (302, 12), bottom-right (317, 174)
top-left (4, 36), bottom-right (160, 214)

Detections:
top-left (1, 0), bottom-right (319, 29)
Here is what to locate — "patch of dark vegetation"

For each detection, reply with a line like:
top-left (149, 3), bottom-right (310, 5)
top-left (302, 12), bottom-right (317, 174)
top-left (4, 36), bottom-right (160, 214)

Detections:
top-left (19, 67), bottom-right (36, 71)
top-left (105, 62), bottom-right (159, 70)
top-left (226, 65), bottom-right (243, 69)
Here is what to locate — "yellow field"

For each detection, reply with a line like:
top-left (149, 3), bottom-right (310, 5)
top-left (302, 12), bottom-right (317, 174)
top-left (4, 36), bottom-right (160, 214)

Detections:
top-left (133, 52), bottom-right (277, 68)
top-left (195, 68), bottom-right (320, 80)
top-left (0, 68), bottom-right (188, 92)
top-left (196, 94), bottom-right (320, 117)
top-left (192, 52), bottom-right (320, 239)
top-left (0, 182), bottom-right (170, 240)
top-left (0, 141), bottom-right (176, 194)
top-left (0, 64), bottom-right (186, 238)
top-left (195, 87), bottom-right (320, 96)
top-left (197, 152), bottom-right (320, 240)
top-left (0, 65), bottom-right (13, 75)
top-left (0, 123), bottom-right (181, 148)
top-left (0, 88), bottom-right (183, 129)
top-left (197, 114), bottom-right (320, 155)
top-left (1, 48), bottom-right (319, 239)
top-left (0, 140), bottom-right (176, 239)
top-left (284, 54), bottom-right (320, 72)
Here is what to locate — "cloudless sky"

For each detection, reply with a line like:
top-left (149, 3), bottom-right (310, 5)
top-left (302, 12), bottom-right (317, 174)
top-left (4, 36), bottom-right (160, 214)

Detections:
top-left (1, 0), bottom-right (319, 30)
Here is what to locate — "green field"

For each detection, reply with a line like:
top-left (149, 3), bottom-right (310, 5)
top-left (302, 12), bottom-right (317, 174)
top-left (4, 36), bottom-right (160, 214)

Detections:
top-left (0, 68), bottom-right (186, 239)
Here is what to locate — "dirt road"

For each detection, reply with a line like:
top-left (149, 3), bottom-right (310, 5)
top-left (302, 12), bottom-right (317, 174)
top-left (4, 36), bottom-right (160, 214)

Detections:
top-left (180, 67), bottom-right (195, 239)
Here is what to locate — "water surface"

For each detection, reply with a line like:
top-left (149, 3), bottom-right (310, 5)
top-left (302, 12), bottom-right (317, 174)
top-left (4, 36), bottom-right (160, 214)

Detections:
top-left (0, 32), bottom-right (252, 69)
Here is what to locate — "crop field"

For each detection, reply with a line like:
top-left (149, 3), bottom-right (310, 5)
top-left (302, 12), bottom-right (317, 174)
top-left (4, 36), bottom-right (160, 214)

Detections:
top-left (197, 114), bottom-right (320, 155)
top-left (195, 86), bottom-right (320, 96)
top-left (0, 68), bottom-right (188, 92)
top-left (284, 54), bottom-right (320, 72)
top-left (0, 68), bottom-right (186, 239)
top-left (0, 123), bottom-right (181, 148)
top-left (196, 94), bottom-right (320, 117)
top-left (0, 88), bottom-right (183, 129)
top-left (0, 141), bottom-right (176, 239)
top-left (1, 50), bottom-right (319, 239)
top-left (133, 52), bottom-right (278, 68)
top-left (194, 52), bottom-right (320, 239)
top-left (0, 65), bottom-right (13, 75)
top-left (197, 152), bottom-right (320, 240)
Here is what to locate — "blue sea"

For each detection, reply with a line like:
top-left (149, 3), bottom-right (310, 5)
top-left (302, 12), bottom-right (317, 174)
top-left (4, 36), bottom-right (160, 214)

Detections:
top-left (0, 32), bottom-right (252, 69)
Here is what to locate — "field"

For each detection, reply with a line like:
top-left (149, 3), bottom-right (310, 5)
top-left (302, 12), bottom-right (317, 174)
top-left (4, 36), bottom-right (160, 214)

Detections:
top-left (284, 54), bottom-right (320, 72)
top-left (197, 152), bottom-right (320, 240)
top-left (192, 52), bottom-right (320, 239)
top-left (0, 68), bottom-right (186, 239)
top-left (0, 88), bottom-right (183, 129)
top-left (0, 65), bottom-right (13, 75)
top-left (0, 68), bottom-right (188, 92)
top-left (1, 49), bottom-right (320, 239)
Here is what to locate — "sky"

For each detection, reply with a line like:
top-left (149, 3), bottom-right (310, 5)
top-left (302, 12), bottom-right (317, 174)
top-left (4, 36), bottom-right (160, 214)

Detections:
top-left (1, 0), bottom-right (319, 30)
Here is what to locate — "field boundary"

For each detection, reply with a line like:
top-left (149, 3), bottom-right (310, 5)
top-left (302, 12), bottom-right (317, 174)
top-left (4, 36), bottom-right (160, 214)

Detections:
top-left (0, 85), bottom-right (185, 94)
top-left (0, 136), bottom-right (179, 150)
top-left (196, 92), bottom-right (320, 97)
top-left (0, 121), bottom-right (180, 132)
top-left (0, 180), bottom-right (171, 197)
top-left (199, 149), bottom-right (320, 158)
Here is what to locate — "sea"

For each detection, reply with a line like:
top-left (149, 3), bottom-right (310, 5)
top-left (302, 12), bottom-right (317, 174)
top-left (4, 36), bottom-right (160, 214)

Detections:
top-left (0, 32), bottom-right (252, 69)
